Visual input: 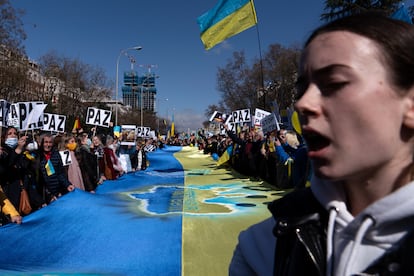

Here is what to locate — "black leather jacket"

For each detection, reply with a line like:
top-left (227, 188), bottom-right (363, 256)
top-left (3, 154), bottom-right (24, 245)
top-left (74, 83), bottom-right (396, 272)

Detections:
top-left (268, 188), bottom-right (414, 276)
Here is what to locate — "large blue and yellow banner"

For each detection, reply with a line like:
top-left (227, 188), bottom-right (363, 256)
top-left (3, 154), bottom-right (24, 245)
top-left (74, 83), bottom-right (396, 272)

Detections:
top-left (0, 146), bottom-right (281, 275)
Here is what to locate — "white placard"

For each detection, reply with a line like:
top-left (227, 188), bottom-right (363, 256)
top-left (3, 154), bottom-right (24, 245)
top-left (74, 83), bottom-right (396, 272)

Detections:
top-left (86, 107), bottom-right (111, 128)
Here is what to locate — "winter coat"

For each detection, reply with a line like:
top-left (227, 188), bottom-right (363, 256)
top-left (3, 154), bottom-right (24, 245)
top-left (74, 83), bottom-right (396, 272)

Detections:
top-left (38, 149), bottom-right (72, 202)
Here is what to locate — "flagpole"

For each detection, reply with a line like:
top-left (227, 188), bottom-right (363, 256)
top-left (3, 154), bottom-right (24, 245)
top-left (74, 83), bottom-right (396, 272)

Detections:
top-left (254, 24), bottom-right (265, 109)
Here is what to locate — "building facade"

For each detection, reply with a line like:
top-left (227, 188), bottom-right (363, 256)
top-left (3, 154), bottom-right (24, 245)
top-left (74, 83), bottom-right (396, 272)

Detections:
top-left (121, 70), bottom-right (157, 112)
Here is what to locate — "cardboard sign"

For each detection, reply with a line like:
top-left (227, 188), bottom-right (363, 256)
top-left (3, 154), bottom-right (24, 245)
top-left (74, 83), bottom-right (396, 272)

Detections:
top-left (59, 150), bottom-right (72, 166)
top-left (254, 108), bottom-right (271, 126)
top-left (43, 113), bottom-right (66, 133)
top-left (261, 113), bottom-right (280, 134)
top-left (136, 126), bottom-right (151, 138)
top-left (6, 101), bottom-right (45, 130)
top-left (120, 125), bottom-right (137, 145)
top-left (209, 111), bottom-right (227, 123)
top-left (6, 103), bottom-right (19, 128)
top-left (231, 109), bottom-right (251, 123)
top-left (0, 100), bottom-right (9, 126)
top-left (86, 107), bottom-right (111, 128)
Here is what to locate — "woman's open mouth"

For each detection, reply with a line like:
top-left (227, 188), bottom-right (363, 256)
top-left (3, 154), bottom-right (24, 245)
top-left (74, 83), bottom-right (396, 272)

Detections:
top-left (302, 129), bottom-right (331, 156)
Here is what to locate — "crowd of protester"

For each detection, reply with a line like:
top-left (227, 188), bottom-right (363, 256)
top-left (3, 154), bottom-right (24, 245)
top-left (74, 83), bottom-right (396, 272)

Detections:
top-left (0, 126), bottom-right (159, 225)
top-left (197, 124), bottom-right (311, 190)
top-left (0, 122), bottom-right (309, 226)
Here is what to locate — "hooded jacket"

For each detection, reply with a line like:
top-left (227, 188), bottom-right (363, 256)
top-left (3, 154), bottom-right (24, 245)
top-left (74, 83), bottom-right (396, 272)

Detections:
top-left (229, 177), bottom-right (414, 275)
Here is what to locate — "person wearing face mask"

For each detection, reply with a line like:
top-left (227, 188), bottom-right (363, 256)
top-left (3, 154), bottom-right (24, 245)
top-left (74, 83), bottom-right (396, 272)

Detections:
top-left (20, 135), bottom-right (46, 211)
top-left (0, 126), bottom-right (31, 216)
top-left (64, 135), bottom-right (85, 191)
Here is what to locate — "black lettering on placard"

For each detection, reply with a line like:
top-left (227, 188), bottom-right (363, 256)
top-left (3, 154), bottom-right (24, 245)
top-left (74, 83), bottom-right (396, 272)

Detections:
top-left (102, 111), bottom-right (111, 126)
top-left (60, 150), bottom-right (72, 166)
top-left (64, 150), bottom-right (70, 164)
top-left (136, 127), bottom-right (142, 137)
top-left (11, 104), bottom-right (18, 118)
top-left (43, 113), bottom-right (50, 126)
top-left (93, 111), bottom-right (101, 125)
top-left (244, 109), bottom-right (250, 121)
top-left (86, 108), bottom-right (95, 123)
top-left (229, 123), bottom-right (236, 132)
top-left (0, 100), bottom-right (4, 123)
top-left (237, 110), bottom-right (244, 122)
top-left (18, 103), bottom-right (27, 129)
top-left (232, 111), bottom-right (238, 122)
top-left (49, 115), bottom-right (56, 130)
top-left (57, 116), bottom-right (65, 132)
top-left (144, 127), bottom-right (150, 137)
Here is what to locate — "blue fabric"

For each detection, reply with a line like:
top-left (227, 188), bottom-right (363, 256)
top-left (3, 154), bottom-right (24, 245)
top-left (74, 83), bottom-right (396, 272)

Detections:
top-left (391, 4), bottom-right (413, 24)
top-left (0, 146), bottom-right (184, 275)
top-left (197, 0), bottom-right (251, 33)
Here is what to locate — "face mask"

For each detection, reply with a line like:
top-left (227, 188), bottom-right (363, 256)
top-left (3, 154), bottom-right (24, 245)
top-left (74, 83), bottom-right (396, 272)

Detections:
top-left (26, 141), bottom-right (38, 151)
top-left (86, 138), bottom-right (92, 147)
top-left (66, 142), bottom-right (77, 151)
top-left (5, 137), bottom-right (18, 148)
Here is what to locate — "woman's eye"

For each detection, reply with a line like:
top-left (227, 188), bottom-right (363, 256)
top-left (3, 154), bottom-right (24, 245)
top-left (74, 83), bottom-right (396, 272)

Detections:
top-left (295, 82), bottom-right (307, 100)
top-left (319, 82), bottom-right (348, 94)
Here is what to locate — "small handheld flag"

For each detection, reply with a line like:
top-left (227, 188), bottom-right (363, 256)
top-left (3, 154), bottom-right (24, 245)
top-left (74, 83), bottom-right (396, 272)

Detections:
top-left (45, 159), bottom-right (55, 176)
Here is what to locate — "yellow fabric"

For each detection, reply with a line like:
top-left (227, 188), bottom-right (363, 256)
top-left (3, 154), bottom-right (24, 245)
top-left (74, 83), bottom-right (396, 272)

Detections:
top-left (2, 198), bottom-right (19, 217)
top-left (175, 146), bottom-right (283, 275)
top-left (200, 1), bottom-right (257, 50)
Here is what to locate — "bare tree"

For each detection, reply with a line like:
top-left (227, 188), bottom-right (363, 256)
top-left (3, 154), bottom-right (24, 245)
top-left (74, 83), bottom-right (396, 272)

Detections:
top-left (321, 0), bottom-right (406, 21)
top-left (38, 51), bottom-right (112, 124)
top-left (213, 44), bottom-right (300, 117)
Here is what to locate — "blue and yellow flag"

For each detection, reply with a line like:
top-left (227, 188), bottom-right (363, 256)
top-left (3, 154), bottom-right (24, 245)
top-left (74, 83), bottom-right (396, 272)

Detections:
top-left (170, 114), bottom-right (175, 138)
top-left (216, 144), bottom-right (233, 167)
top-left (197, 0), bottom-right (257, 50)
top-left (45, 159), bottom-right (55, 176)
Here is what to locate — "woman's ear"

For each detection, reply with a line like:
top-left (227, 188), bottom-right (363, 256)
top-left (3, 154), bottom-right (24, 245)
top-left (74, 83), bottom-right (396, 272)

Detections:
top-left (403, 88), bottom-right (414, 129)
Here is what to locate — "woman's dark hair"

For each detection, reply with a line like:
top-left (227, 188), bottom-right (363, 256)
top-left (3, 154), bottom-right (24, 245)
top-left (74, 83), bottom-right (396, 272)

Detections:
top-left (306, 12), bottom-right (414, 91)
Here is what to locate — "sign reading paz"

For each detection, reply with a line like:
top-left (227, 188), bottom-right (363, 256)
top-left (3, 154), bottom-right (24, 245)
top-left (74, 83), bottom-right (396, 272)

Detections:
top-left (231, 109), bottom-right (251, 124)
top-left (136, 126), bottom-right (151, 138)
top-left (86, 107), bottom-right (111, 128)
top-left (43, 113), bottom-right (66, 132)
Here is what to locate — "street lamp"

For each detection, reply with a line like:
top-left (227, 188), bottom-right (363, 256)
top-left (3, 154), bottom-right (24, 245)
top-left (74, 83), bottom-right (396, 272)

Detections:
top-left (115, 45), bottom-right (142, 126)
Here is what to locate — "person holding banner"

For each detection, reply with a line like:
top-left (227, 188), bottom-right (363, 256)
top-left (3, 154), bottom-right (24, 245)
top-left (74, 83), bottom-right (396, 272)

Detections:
top-left (64, 135), bottom-right (85, 191)
top-left (38, 133), bottom-right (74, 203)
top-left (76, 133), bottom-right (98, 192)
top-left (103, 135), bottom-right (124, 180)
top-left (0, 127), bottom-right (30, 213)
top-left (0, 186), bottom-right (22, 225)
top-left (231, 12), bottom-right (414, 276)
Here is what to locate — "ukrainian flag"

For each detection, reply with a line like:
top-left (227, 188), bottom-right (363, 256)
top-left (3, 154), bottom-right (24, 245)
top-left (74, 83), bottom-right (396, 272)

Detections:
top-left (45, 159), bottom-right (55, 176)
top-left (216, 144), bottom-right (233, 167)
top-left (197, 0), bottom-right (257, 50)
